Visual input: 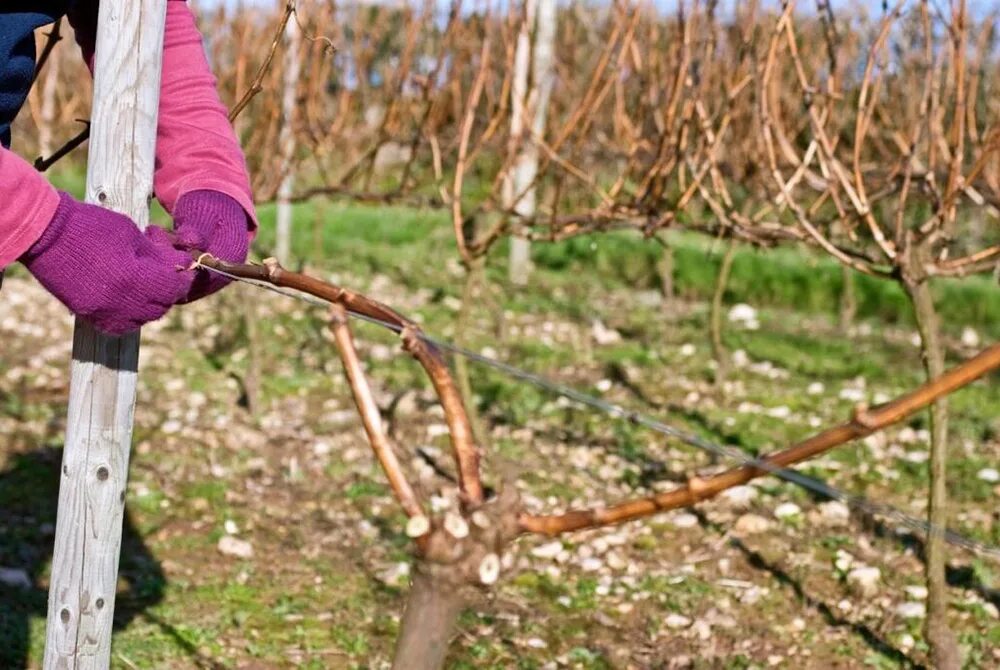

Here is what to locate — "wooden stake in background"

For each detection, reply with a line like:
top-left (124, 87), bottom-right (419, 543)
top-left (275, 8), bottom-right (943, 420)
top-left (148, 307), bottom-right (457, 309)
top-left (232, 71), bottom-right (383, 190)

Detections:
top-left (275, 5), bottom-right (300, 267)
top-left (43, 1), bottom-right (167, 667)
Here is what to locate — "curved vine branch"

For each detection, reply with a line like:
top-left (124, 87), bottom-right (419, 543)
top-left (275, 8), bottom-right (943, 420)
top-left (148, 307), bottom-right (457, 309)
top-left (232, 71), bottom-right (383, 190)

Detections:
top-left (198, 255), bottom-right (485, 507)
top-left (520, 341), bottom-right (1000, 534)
top-left (329, 304), bottom-right (425, 520)
top-left (195, 254), bottom-right (1000, 541)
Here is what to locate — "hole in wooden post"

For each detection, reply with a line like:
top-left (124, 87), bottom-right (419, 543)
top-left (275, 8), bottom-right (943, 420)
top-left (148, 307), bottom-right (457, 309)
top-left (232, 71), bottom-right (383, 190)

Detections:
top-left (96, 466), bottom-right (109, 481)
top-left (60, 608), bottom-right (70, 623)
top-left (119, 490), bottom-right (126, 503)
top-left (62, 465), bottom-right (68, 475)
top-left (97, 191), bottom-right (107, 203)
top-left (95, 598), bottom-right (105, 610)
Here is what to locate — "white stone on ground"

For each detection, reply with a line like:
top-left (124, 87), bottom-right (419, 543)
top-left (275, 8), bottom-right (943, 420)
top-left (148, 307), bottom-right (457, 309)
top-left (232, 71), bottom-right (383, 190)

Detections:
top-left (817, 500), bottom-right (850, 526)
top-left (217, 536), bottom-right (254, 559)
top-left (665, 613), bottom-right (692, 629)
top-left (961, 327), bottom-right (980, 348)
top-left (531, 541), bottom-right (563, 559)
top-left (591, 319), bottom-right (622, 345)
top-left (728, 304), bottom-right (760, 329)
top-left (733, 513), bottom-right (771, 534)
top-left (774, 502), bottom-right (801, 519)
top-left (977, 468), bottom-right (999, 483)
top-left (720, 485), bottom-right (758, 508)
top-left (834, 550), bottom-right (854, 572)
top-left (606, 552), bottom-right (628, 571)
top-left (671, 512), bottom-right (699, 529)
top-left (312, 441), bottom-right (333, 456)
top-left (838, 387), bottom-right (866, 402)
top-left (846, 566), bottom-right (881, 597)
top-left (728, 303), bottom-right (757, 323)
top-left (895, 602), bottom-right (926, 619)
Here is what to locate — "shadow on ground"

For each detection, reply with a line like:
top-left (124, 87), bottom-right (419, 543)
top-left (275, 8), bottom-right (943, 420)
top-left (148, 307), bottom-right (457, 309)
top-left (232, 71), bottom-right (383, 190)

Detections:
top-left (688, 509), bottom-right (925, 669)
top-left (0, 446), bottom-right (165, 668)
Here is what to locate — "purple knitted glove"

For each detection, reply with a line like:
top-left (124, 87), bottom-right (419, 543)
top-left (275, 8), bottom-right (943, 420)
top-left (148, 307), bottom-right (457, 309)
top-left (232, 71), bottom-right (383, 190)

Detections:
top-left (19, 192), bottom-right (195, 335)
top-left (170, 190), bottom-right (251, 302)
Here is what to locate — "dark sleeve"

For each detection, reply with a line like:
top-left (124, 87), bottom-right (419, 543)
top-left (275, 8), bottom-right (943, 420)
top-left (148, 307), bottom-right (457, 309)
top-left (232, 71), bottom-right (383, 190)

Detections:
top-left (0, 7), bottom-right (67, 147)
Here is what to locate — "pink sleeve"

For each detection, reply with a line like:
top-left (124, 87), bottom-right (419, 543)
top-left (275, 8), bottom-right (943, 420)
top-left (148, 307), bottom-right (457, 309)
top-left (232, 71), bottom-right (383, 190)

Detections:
top-left (1, 1), bottom-right (255, 268)
top-left (154, 1), bottom-right (257, 227)
top-left (68, 1), bottom-right (256, 226)
top-left (0, 149), bottom-right (60, 267)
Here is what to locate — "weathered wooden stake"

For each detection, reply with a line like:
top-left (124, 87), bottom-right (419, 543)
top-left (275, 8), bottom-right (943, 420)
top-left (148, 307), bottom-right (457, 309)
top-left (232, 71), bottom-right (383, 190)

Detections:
top-left (43, 1), bottom-right (167, 668)
top-left (275, 7), bottom-right (299, 267)
top-left (506, 0), bottom-right (556, 287)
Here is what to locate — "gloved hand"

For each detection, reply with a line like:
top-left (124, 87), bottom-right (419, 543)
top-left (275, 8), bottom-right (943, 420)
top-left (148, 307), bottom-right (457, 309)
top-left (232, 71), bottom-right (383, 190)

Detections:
top-left (19, 191), bottom-right (194, 335)
top-left (170, 190), bottom-right (251, 302)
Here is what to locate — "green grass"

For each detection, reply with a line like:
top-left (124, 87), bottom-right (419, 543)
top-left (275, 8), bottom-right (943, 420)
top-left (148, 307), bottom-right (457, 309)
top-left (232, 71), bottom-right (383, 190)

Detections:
top-left (4, 173), bottom-right (998, 668)
top-left (530, 229), bottom-right (1000, 339)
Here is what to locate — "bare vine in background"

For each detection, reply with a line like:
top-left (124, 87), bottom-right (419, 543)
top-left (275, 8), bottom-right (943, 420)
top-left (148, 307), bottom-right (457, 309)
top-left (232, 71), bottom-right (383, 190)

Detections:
top-left (33, 120), bottom-right (89, 172)
top-left (227, 1), bottom-right (298, 124)
top-left (31, 1), bottom-right (322, 173)
top-left (20, 1), bottom-right (1000, 666)
top-left (31, 19), bottom-right (63, 86)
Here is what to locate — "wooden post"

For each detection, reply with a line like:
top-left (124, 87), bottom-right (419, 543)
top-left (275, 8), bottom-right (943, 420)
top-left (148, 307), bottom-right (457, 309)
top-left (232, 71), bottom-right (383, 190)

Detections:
top-left (505, 0), bottom-right (536, 287)
top-left (506, 0), bottom-right (556, 286)
top-left (275, 8), bottom-right (299, 267)
top-left (43, 1), bottom-right (167, 668)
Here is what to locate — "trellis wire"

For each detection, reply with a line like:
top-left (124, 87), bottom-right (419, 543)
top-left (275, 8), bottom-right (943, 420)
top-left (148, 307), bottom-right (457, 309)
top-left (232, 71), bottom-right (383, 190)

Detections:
top-left (199, 263), bottom-right (1000, 558)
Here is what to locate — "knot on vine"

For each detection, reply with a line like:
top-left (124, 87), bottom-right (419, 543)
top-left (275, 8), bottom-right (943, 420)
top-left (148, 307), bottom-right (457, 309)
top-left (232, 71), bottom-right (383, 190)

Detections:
top-left (399, 324), bottom-right (423, 355)
top-left (851, 403), bottom-right (878, 431)
top-left (415, 484), bottom-right (521, 589)
top-left (686, 475), bottom-right (710, 503)
top-left (261, 256), bottom-right (283, 281)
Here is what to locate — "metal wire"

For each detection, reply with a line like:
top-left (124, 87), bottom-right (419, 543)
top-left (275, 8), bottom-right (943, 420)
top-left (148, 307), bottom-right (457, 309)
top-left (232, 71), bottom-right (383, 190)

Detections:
top-left (199, 263), bottom-right (1000, 557)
